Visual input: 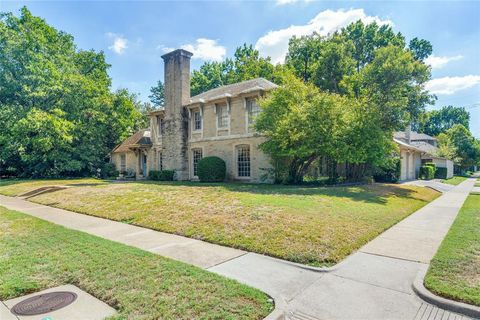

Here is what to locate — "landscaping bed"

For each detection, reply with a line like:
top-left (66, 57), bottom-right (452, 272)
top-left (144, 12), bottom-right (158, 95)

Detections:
top-left (425, 194), bottom-right (480, 307)
top-left (0, 206), bottom-right (272, 319)
top-left (0, 179), bottom-right (439, 266)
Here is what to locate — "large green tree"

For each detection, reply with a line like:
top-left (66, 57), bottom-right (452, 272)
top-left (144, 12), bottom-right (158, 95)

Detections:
top-left (416, 105), bottom-right (470, 137)
top-left (0, 7), bottom-right (144, 177)
top-left (190, 44), bottom-right (283, 96)
top-left (437, 124), bottom-right (480, 171)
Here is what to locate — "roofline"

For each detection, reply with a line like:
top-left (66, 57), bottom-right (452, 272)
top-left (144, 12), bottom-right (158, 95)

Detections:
top-left (161, 49), bottom-right (193, 60)
top-left (185, 86), bottom-right (273, 107)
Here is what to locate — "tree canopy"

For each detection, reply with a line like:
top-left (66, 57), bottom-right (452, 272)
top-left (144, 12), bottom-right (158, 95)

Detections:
top-left (0, 7), bottom-right (145, 177)
top-left (416, 105), bottom-right (470, 137)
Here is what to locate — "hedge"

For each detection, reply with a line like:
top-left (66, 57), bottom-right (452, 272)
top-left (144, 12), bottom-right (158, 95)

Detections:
top-left (435, 167), bottom-right (448, 179)
top-left (149, 170), bottom-right (175, 181)
top-left (197, 157), bottom-right (226, 182)
top-left (419, 164), bottom-right (435, 180)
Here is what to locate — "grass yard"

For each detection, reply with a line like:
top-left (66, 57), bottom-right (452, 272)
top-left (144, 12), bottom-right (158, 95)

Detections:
top-left (0, 206), bottom-right (272, 319)
top-left (425, 194), bottom-right (480, 306)
top-left (0, 179), bottom-right (439, 266)
top-left (440, 176), bottom-right (468, 186)
top-left (0, 178), bottom-right (105, 196)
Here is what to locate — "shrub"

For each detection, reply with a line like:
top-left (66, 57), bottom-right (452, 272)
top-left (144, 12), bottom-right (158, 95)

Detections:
top-left (419, 165), bottom-right (435, 180)
top-left (373, 157), bottom-right (401, 183)
top-left (149, 170), bottom-right (175, 181)
top-left (197, 157), bottom-right (226, 182)
top-left (435, 167), bottom-right (448, 179)
top-left (101, 163), bottom-right (119, 179)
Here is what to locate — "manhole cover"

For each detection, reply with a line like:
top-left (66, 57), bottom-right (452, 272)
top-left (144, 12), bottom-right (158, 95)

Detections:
top-left (11, 291), bottom-right (77, 316)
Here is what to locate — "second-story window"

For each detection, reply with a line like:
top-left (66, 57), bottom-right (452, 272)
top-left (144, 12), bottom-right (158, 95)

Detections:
top-left (247, 98), bottom-right (261, 125)
top-left (157, 116), bottom-right (165, 136)
top-left (217, 104), bottom-right (228, 129)
top-left (193, 110), bottom-right (202, 131)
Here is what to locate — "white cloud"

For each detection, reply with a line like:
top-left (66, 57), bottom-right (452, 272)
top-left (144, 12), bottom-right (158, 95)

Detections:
top-left (255, 8), bottom-right (393, 64)
top-left (425, 75), bottom-right (480, 95)
top-left (162, 38), bottom-right (226, 62)
top-left (106, 32), bottom-right (128, 54)
top-left (425, 54), bottom-right (463, 69)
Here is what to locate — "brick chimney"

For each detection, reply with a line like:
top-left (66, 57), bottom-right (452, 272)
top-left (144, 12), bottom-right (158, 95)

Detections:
top-left (161, 49), bottom-right (193, 180)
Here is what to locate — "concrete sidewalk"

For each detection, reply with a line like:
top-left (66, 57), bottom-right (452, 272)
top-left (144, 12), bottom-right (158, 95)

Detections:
top-left (0, 179), bottom-right (476, 320)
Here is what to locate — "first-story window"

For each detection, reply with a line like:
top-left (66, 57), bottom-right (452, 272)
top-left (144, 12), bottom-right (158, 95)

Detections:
top-left (120, 154), bottom-right (126, 172)
top-left (158, 152), bottom-right (163, 171)
top-left (247, 98), bottom-right (261, 125)
top-left (192, 149), bottom-right (203, 177)
top-left (217, 104), bottom-right (228, 129)
top-left (193, 110), bottom-right (202, 131)
top-left (236, 145), bottom-right (250, 177)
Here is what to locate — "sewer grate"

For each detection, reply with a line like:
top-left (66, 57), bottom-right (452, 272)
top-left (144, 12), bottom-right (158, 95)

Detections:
top-left (11, 291), bottom-right (77, 316)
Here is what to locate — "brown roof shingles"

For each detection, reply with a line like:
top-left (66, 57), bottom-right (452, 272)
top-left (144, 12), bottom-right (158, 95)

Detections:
top-left (187, 78), bottom-right (278, 106)
top-left (112, 129), bottom-right (151, 153)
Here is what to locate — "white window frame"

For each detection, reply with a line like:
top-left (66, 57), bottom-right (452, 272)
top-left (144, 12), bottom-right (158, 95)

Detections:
top-left (216, 104), bottom-right (229, 130)
top-left (235, 144), bottom-right (251, 178)
top-left (191, 148), bottom-right (203, 178)
top-left (247, 98), bottom-right (261, 126)
top-left (193, 110), bottom-right (202, 131)
top-left (120, 154), bottom-right (126, 172)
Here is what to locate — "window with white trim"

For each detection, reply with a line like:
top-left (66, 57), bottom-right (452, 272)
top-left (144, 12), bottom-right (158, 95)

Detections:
top-left (192, 149), bottom-right (203, 177)
top-left (236, 145), bottom-right (250, 177)
top-left (247, 98), bottom-right (261, 125)
top-left (158, 152), bottom-right (163, 171)
top-left (217, 104), bottom-right (228, 129)
top-left (120, 154), bottom-right (126, 172)
top-left (193, 111), bottom-right (202, 131)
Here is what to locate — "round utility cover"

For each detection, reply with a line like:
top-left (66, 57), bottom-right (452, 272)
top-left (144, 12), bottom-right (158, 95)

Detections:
top-left (11, 291), bottom-right (77, 316)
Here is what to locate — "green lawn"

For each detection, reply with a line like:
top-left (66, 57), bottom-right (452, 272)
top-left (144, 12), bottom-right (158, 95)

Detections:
top-left (425, 194), bottom-right (480, 306)
top-left (0, 179), bottom-right (439, 266)
top-left (0, 178), bottom-right (105, 196)
top-left (440, 176), bottom-right (468, 186)
top-left (0, 206), bottom-right (272, 319)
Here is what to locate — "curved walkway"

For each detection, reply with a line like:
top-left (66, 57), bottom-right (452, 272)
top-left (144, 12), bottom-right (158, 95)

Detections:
top-left (0, 179), bottom-right (476, 320)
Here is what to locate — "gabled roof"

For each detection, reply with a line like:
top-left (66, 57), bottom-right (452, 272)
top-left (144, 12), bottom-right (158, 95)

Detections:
top-left (186, 78), bottom-right (278, 106)
top-left (394, 131), bottom-right (437, 141)
top-left (111, 129), bottom-right (151, 153)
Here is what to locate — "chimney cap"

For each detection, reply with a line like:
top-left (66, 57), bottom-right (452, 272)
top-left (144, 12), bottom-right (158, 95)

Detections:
top-left (161, 48), bottom-right (193, 60)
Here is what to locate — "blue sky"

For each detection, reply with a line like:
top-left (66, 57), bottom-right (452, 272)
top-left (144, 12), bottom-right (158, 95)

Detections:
top-left (2, 1), bottom-right (479, 137)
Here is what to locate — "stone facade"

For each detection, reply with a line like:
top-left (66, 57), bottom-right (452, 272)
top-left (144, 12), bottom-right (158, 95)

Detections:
top-left (111, 49), bottom-right (276, 182)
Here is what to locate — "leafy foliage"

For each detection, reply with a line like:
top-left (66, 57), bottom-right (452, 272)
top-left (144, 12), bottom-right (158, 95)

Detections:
top-left (416, 105), bottom-right (470, 137)
top-left (0, 7), bottom-right (145, 177)
top-left (197, 156), bottom-right (226, 182)
top-left (149, 80), bottom-right (165, 107)
top-left (190, 44), bottom-right (288, 96)
top-left (149, 170), bottom-right (175, 181)
top-left (419, 164), bottom-right (436, 180)
top-left (437, 124), bottom-right (480, 171)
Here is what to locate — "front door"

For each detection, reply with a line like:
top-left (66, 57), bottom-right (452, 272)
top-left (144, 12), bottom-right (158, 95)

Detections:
top-left (142, 154), bottom-right (147, 177)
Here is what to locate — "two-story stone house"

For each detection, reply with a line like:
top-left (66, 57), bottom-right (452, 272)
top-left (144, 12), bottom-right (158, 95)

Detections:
top-left (111, 49), bottom-right (276, 182)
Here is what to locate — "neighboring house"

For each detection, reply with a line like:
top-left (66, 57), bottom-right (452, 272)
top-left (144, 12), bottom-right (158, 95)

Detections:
top-left (111, 49), bottom-right (276, 182)
top-left (394, 128), bottom-right (454, 181)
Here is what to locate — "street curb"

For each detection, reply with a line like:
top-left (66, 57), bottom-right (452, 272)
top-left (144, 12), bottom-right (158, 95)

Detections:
top-left (413, 265), bottom-right (480, 319)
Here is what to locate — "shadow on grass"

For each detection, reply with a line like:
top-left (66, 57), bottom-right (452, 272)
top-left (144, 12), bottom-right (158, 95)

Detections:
top-left (1, 178), bottom-right (431, 206)
top-left (131, 180), bottom-right (426, 205)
